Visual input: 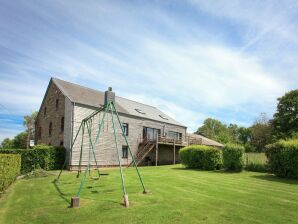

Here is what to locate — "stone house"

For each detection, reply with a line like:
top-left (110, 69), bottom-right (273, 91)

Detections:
top-left (35, 78), bottom-right (222, 169)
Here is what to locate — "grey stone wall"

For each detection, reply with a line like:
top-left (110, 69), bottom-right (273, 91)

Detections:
top-left (35, 82), bottom-right (65, 147)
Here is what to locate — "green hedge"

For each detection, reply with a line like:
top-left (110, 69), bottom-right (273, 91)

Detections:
top-left (265, 139), bottom-right (298, 179)
top-left (0, 154), bottom-right (21, 192)
top-left (179, 145), bottom-right (222, 170)
top-left (0, 145), bottom-right (66, 174)
top-left (223, 144), bottom-right (245, 171)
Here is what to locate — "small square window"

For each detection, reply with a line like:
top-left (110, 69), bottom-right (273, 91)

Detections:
top-left (122, 146), bottom-right (128, 158)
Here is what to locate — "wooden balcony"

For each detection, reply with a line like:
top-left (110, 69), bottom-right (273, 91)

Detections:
top-left (156, 134), bottom-right (202, 146)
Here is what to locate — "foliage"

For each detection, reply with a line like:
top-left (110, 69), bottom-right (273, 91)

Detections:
top-left (24, 168), bottom-right (49, 179)
top-left (0, 154), bottom-right (21, 193)
top-left (250, 113), bottom-right (273, 152)
top-left (272, 90), bottom-right (298, 139)
top-left (196, 118), bottom-right (234, 144)
top-left (23, 111), bottom-right (38, 149)
top-left (1, 138), bottom-right (14, 149)
top-left (265, 139), bottom-right (298, 179)
top-left (0, 132), bottom-right (28, 149)
top-left (0, 145), bottom-right (66, 174)
top-left (179, 145), bottom-right (222, 170)
top-left (222, 144), bottom-right (245, 171)
top-left (244, 153), bottom-right (268, 172)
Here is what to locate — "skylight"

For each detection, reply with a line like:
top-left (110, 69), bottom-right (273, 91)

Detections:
top-left (159, 115), bottom-right (168, 120)
top-left (135, 108), bottom-right (146, 114)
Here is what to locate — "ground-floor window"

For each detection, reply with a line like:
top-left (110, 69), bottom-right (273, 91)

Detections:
top-left (122, 145), bottom-right (128, 158)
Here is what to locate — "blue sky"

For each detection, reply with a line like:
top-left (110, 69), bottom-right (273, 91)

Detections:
top-left (0, 0), bottom-right (298, 141)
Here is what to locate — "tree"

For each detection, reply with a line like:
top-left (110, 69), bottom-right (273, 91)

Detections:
top-left (1, 138), bottom-right (14, 149)
top-left (197, 118), bottom-right (232, 144)
top-left (272, 90), bottom-right (298, 139)
top-left (250, 113), bottom-right (273, 152)
top-left (13, 131), bottom-right (28, 149)
top-left (23, 111), bottom-right (38, 149)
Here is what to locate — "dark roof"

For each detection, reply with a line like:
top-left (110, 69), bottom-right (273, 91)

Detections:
top-left (52, 78), bottom-right (186, 127)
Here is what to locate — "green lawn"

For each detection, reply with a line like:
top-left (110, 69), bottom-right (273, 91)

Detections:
top-left (1, 165), bottom-right (298, 224)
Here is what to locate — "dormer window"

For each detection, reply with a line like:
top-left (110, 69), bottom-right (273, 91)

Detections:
top-left (135, 109), bottom-right (146, 114)
top-left (159, 115), bottom-right (168, 120)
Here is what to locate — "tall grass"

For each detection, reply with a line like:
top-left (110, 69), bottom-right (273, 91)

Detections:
top-left (244, 153), bottom-right (268, 172)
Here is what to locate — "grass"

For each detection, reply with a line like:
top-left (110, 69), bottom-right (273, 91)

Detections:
top-left (245, 153), bottom-right (267, 164)
top-left (1, 165), bottom-right (298, 224)
top-left (244, 153), bottom-right (268, 172)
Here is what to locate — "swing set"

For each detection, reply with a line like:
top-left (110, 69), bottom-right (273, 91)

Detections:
top-left (55, 95), bottom-right (148, 208)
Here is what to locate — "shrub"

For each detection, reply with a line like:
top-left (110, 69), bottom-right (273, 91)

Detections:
top-left (0, 154), bottom-right (21, 192)
top-left (179, 145), bottom-right (222, 170)
top-left (223, 144), bottom-right (245, 171)
top-left (265, 139), bottom-right (298, 179)
top-left (0, 145), bottom-right (65, 174)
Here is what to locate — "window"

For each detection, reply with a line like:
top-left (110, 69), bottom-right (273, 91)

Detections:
top-left (135, 108), bottom-right (146, 114)
top-left (55, 99), bottom-right (59, 110)
top-left (159, 114), bottom-right (168, 120)
top-left (49, 122), bottom-right (52, 137)
top-left (143, 127), bottom-right (161, 140)
top-left (60, 141), bottom-right (64, 146)
top-left (122, 123), bottom-right (129, 136)
top-left (60, 117), bottom-right (64, 132)
top-left (38, 127), bottom-right (42, 140)
top-left (122, 146), bottom-right (128, 158)
top-left (44, 107), bottom-right (47, 117)
top-left (168, 131), bottom-right (182, 140)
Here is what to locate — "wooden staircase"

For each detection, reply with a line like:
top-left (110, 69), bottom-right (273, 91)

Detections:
top-left (128, 137), bottom-right (155, 167)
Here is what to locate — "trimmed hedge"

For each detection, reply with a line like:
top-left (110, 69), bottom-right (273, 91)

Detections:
top-left (0, 154), bottom-right (21, 192)
top-left (265, 139), bottom-right (298, 179)
top-left (223, 144), bottom-right (245, 171)
top-left (179, 145), bottom-right (222, 170)
top-left (0, 145), bottom-right (66, 174)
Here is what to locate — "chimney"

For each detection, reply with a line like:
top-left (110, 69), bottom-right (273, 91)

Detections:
top-left (104, 87), bottom-right (115, 106)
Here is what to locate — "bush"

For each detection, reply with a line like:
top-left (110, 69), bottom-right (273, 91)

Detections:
top-left (179, 145), bottom-right (222, 170)
top-left (0, 145), bottom-right (66, 174)
top-left (265, 139), bottom-right (298, 179)
top-left (0, 154), bottom-right (21, 192)
top-left (223, 144), bottom-right (245, 171)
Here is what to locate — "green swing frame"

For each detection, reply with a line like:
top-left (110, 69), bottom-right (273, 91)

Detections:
top-left (56, 100), bottom-right (147, 204)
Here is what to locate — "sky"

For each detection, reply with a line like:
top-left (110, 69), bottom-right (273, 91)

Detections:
top-left (0, 0), bottom-right (298, 142)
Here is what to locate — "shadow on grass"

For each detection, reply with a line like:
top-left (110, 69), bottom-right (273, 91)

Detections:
top-left (251, 174), bottom-right (298, 185)
top-left (171, 167), bottom-right (240, 174)
top-left (52, 180), bottom-right (71, 205)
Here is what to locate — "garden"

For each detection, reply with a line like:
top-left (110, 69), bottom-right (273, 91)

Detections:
top-left (0, 139), bottom-right (298, 224)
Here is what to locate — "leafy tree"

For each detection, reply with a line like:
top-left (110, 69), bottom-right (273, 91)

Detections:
top-left (1, 138), bottom-right (14, 149)
top-left (23, 111), bottom-right (38, 149)
top-left (250, 113), bottom-right (273, 152)
top-left (272, 90), bottom-right (298, 139)
top-left (228, 124), bottom-right (240, 143)
top-left (13, 131), bottom-right (28, 149)
top-left (237, 127), bottom-right (252, 144)
top-left (197, 118), bottom-right (232, 144)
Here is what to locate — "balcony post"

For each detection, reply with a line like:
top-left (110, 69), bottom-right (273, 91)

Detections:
top-left (155, 135), bottom-right (158, 166)
top-left (173, 139), bottom-right (176, 165)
